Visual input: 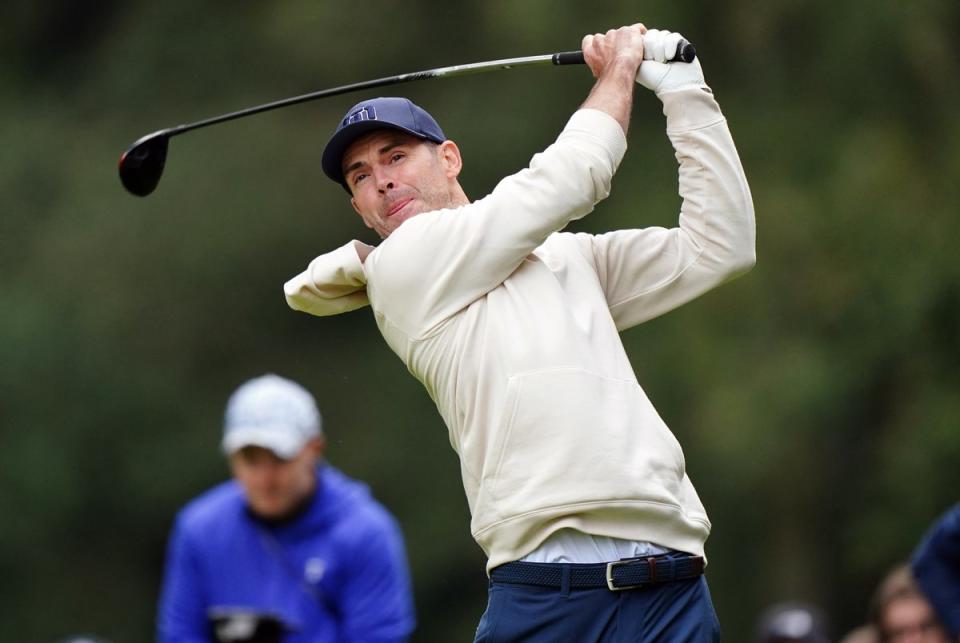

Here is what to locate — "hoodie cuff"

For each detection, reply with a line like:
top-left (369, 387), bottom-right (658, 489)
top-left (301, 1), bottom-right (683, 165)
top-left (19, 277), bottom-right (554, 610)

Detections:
top-left (284, 241), bottom-right (370, 316)
top-left (659, 87), bottom-right (726, 134)
top-left (562, 108), bottom-right (628, 170)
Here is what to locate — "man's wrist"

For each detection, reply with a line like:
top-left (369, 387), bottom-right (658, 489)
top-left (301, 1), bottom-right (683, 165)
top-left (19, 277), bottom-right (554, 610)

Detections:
top-left (582, 59), bottom-right (639, 135)
top-left (601, 56), bottom-right (642, 84)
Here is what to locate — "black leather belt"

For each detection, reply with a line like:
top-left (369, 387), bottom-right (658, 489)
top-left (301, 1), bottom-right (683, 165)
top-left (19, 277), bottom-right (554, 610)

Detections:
top-left (490, 553), bottom-right (705, 591)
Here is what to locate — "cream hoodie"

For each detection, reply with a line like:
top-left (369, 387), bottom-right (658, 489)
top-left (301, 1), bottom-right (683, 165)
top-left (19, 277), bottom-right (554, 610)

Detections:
top-left (285, 87), bottom-right (756, 572)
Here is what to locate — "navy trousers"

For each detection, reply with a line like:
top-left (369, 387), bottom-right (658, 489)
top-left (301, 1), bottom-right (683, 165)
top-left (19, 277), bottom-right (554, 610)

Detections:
top-left (473, 574), bottom-right (720, 642)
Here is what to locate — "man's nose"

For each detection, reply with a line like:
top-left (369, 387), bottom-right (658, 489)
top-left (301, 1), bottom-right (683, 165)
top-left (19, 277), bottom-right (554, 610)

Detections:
top-left (375, 169), bottom-right (395, 193)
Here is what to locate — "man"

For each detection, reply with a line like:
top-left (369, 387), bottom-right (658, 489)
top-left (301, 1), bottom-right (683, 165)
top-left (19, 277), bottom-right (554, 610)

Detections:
top-left (912, 503), bottom-right (960, 640)
top-left (286, 24), bottom-right (755, 641)
top-left (157, 374), bottom-right (415, 643)
top-left (753, 602), bottom-right (830, 643)
top-left (869, 564), bottom-right (951, 643)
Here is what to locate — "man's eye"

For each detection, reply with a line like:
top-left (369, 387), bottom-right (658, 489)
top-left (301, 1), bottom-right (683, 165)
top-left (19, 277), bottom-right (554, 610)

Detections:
top-left (352, 173), bottom-right (368, 185)
top-left (390, 153), bottom-right (405, 162)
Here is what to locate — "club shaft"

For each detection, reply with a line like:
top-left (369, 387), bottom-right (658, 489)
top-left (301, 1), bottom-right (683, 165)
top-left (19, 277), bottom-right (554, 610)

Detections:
top-left (167, 53), bottom-right (575, 138)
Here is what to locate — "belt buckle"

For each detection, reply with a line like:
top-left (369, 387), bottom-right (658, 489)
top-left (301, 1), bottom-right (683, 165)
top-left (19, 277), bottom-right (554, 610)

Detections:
top-left (605, 558), bottom-right (646, 591)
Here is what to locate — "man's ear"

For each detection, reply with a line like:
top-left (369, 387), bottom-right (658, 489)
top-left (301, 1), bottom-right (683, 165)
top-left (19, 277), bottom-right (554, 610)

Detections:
top-left (438, 140), bottom-right (463, 179)
top-left (306, 436), bottom-right (326, 462)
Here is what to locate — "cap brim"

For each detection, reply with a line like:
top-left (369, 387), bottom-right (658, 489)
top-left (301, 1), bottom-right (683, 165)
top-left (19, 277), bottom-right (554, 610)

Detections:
top-left (321, 120), bottom-right (442, 187)
top-left (221, 425), bottom-right (304, 460)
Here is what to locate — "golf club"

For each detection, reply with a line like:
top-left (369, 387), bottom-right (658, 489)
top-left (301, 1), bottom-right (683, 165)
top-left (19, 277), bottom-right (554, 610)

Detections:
top-left (118, 40), bottom-right (695, 197)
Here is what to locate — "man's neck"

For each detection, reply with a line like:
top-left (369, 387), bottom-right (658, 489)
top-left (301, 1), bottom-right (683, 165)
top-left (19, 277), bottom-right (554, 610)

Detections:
top-left (247, 472), bottom-right (320, 526)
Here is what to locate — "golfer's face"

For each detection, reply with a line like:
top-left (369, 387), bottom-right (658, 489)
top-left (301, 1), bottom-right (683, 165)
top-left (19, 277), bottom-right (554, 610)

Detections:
top-left (230, 444), bottom-right (318, 519)
top-left (343, 130), bottom-right (459, 238)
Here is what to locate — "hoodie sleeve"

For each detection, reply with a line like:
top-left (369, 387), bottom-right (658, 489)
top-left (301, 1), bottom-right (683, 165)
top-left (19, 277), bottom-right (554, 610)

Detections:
top-left (285, 240), bottom-right (370, 316)
top-left (365, 108), bottom-right (627, 338)
top-left (584, 87), bottom-right (756, 330)
top-left (912, 503), bottom-right (960, 637)
top-left (334, 508), bottom-right (416, 642)
top-left (157, 514), bottom-right (211, 643)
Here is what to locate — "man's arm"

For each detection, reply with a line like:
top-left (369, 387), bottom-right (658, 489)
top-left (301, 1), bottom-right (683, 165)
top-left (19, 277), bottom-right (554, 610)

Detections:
top-left (287, 25), bottom-right (652, 330)
top-left (333, 512), bottom-right (416, 642)
top-left (912, 504), bottom-right (960, 639)
top-left (579, 24), bottom-right (646, 136)
top-left (581, 29), bottom-right (756, 329)
top-left (361, 27), bottom-right (651, 335)
top-left (285, 240), bottom-right (372, 317)
top-left (157, 516), bottom-right (212, 643)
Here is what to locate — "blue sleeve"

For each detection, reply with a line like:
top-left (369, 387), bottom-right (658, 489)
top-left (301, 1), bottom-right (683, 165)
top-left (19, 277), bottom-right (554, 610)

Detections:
top-left (335, 510), bottom-right (416, 642)
top-left (911, 503), bottom-right (960, 637)
top-left (157, 515), bottom-right (211, 643)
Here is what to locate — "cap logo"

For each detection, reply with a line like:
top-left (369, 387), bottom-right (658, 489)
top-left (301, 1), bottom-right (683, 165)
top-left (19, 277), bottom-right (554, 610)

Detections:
top-left (343, 105), bottom-right (377, 127)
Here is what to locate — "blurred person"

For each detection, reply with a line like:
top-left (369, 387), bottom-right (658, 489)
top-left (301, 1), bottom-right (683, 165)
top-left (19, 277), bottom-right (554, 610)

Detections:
top-left (912, 503), bottom-right (960, 639)
top-left (869, 563), bottom-right (950, 643)
top-left (754, 601), bottom-right (831, 643)
top-left (286, 23), bottom-right (755, 642)
top-left (157, 374), bottom-right (415, 643)
top-left (838, 625), bottom-right (880, 643)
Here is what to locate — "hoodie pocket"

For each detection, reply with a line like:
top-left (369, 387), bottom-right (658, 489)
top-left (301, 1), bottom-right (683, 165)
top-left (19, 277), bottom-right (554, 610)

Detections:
top-left (485, 368), bottom-right (686, 520)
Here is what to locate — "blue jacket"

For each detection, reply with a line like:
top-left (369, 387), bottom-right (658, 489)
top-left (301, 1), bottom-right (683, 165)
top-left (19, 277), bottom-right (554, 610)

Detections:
top-left (158, 465), bottom-right (415, 642)
top-left (912, 503), bottom-right (960, 638)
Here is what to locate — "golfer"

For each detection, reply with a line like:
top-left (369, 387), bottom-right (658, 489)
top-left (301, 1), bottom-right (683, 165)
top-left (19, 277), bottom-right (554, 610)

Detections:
top-left (286, 24), bottom-right (755, 641)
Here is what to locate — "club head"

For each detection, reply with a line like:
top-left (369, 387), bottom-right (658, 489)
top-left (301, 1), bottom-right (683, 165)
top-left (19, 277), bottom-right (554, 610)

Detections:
top-left (118, 130), bottom-right (170, 197)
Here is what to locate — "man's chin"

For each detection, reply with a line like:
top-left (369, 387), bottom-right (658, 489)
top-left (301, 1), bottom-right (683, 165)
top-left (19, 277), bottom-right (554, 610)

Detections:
top-left (248, 499), bottom-right (291, 520)
top-left (392, 204), bottom-right (428, 227)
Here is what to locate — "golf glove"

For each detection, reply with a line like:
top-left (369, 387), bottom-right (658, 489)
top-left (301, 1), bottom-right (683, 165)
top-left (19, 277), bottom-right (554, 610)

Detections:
top-left (636, 29), bottom-right (707, 96)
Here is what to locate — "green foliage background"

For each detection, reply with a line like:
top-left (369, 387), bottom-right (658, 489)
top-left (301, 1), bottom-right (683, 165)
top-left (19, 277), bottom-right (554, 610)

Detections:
top-left (2, 1), bottom-right (959, 641)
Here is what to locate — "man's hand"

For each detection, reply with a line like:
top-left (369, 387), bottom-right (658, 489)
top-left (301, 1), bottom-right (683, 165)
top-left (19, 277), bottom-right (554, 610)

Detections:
top-left (636, 29), bottom-right (706, 96)
top-left (581, 24), bottom-right (647, 80)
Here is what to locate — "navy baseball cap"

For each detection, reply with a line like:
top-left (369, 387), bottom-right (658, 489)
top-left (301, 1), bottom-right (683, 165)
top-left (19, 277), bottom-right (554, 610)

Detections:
top-left (321, 97), bottom-right (446, 188)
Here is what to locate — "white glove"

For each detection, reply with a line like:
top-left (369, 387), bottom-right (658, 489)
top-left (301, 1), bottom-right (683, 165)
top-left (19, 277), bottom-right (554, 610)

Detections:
top-left (636, 29), bottom-right (706, 96)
